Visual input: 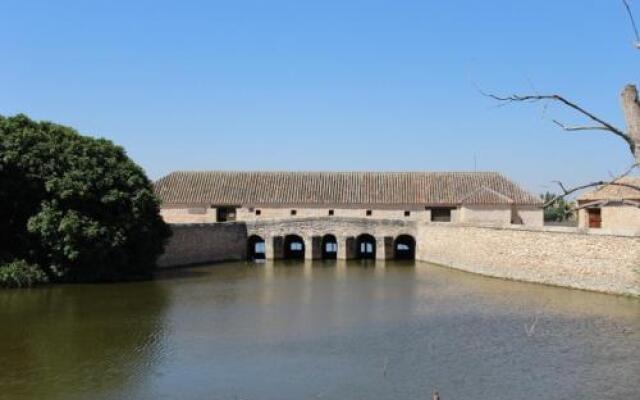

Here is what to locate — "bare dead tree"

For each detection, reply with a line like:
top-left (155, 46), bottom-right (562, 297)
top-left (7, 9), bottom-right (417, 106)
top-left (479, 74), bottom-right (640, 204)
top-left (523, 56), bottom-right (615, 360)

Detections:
top-left (480, 2), bottom-right (640, 208)
top-left (483, 87), bottom-right (640, 206)
top-left (486, 91), bottom-right (637, 154)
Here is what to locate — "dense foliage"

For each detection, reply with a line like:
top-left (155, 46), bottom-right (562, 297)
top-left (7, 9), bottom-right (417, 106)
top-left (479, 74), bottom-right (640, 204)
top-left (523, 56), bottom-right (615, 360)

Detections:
top-left (540, 192), bottom-right (575, 222)
top-left (0, 260), bottom-right (49, 288)
top-left (0, 114), bottom-right (171, 284)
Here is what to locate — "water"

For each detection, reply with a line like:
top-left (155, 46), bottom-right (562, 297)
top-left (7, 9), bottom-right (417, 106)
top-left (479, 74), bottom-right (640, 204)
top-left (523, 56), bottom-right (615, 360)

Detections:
top-left (1, 260), bottom-right (639, 400)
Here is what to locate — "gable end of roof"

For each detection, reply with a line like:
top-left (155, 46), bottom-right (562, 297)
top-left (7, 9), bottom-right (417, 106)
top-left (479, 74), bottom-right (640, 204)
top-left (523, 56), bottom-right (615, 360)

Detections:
top-left (459, 186), bottom-right (514, 205)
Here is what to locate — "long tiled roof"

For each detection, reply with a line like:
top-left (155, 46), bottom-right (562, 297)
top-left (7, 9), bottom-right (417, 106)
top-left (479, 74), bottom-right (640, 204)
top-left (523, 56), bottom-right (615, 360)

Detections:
top-left (577, 176), bottom-right (640, 201)
top-left (154, 171), bottom-right (541, 207)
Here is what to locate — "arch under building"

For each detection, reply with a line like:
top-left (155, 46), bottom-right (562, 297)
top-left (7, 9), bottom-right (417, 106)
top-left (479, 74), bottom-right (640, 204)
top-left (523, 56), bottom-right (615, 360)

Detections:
top-left (247, 235), bottom-right (265, 261)
top-left (321, 234), bottom-right (338, 260)
top-left (356, 234), bottom-right (376, 260)
top-left (393, 234), bottom-right (416, 260)
top-left (283, 234), bottom-right (305, 260)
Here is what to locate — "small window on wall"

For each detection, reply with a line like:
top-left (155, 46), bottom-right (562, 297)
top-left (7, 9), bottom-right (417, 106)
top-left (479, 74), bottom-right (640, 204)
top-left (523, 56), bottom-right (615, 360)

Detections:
top-left (366, 210), bottom-right (372, 216)
top-left (216, 206), bottom-right (237, 222)
top-left (431, 208), bottom-right (452, 222)
top-left (404, 210), bottom-right (411, 217)
top-left (291, 209), bottom-right (297, 216)
top-left (255, 209), bottom-right (261, 216)
top-left (328, 209), bottom-right (334, 216)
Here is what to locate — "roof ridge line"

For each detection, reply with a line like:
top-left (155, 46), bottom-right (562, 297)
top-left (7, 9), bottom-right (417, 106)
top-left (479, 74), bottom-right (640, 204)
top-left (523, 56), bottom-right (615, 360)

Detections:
top-left (164, 170), bottom-right (502, 174)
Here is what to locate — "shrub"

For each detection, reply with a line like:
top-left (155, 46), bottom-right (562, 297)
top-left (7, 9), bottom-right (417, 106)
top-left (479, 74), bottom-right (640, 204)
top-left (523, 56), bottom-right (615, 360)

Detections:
top-left (0, 114), bottom-right (171, 282)
top-left (0, 260), bottom-right (49, 288)
top-left (540, 192), bottom-right (575, 222)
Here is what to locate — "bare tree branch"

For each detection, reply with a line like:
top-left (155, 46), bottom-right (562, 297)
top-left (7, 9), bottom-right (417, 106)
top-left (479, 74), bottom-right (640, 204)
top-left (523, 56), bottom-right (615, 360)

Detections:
top-left (484, 93), bottom-right (633, 148)
top-left (552, 120), bottom-right (615, 132)
top-left (623, 0), bottom-right (640, 47)
top-left (545, 181), bottom-right (640, 207)
top-left (543, 163), bottom-right (640, 207)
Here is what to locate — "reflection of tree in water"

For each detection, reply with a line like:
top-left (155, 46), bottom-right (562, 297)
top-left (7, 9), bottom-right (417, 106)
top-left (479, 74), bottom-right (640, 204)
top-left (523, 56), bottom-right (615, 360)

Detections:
top-left (0, 281), bottom-right (169, 400)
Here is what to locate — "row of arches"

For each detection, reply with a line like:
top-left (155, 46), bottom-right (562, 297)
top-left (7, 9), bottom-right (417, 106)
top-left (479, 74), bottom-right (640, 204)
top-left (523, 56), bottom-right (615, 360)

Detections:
top-left (247, 234), bottom-right (416, 261)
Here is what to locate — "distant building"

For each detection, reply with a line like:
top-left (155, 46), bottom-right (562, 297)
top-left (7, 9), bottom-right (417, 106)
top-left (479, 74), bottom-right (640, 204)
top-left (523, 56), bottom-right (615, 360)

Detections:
top-left (577, 176), bottom-right (640, 232)
top-left (154, 171), bottom-right (543, 226)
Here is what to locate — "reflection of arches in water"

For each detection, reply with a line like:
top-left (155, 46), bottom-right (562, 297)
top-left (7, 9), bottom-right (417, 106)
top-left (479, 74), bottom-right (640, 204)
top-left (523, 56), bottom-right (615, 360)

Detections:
top-left (356, 234), bottom-right (376, 259)
top-left (321, 234), bottom-right (337, 259)
top-left (394, 235), bottom-right (416, 260)
top-left (247, 235), bottom-right (265, 260)
top-left (284, 234), bottom-right (305, 259)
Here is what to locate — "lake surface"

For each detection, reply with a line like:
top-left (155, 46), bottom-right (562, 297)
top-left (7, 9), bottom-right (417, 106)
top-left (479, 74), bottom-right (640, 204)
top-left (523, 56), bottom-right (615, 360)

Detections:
top-left (1, 260), bottom-right (639, 400)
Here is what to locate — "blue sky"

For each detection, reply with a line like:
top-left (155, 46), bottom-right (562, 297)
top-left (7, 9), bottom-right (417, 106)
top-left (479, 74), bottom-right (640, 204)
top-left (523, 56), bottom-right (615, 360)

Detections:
top-left (1, 1), bottom-right (637, 193)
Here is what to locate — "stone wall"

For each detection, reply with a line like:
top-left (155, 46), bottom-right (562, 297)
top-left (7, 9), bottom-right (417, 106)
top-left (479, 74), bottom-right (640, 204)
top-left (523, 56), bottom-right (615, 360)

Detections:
top-left (160, 208), bottom-right (218, 224)
top-left (157, 218), bottom-right (418, 264)
top-left (578, 205), bottom-right (640, 234)
top-left (417, 223), bottom-right (640, 296)
top-left (601, 205), bottom-right (640, 232)
top-left (238, 207), bottom-right (432, 222)
top-left (157, 223), bottom-right (247, 267)
top-left (459, 204), bottom-right (511, 225)
top-left (512, 206), bottom-right (544, 227)
top-left (161, 205), bottom-right (544, 226)
top-left (157, 219), bottom-right (640, 296)
top-left (161, 206), bottom-right (434, 223)
top-left (246, 217), bottom-right (417, 261)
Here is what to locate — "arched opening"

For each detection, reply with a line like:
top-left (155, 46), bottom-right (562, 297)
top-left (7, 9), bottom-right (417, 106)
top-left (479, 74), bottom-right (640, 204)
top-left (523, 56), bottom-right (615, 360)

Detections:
top-left (394, 234), bottom-right (415, 260)
top-left (247, 235), bottom-right (266, 261)
top-left (356, 234), bottom-right (376, 259)
top-left (321, 234), bottom-right (337, 259)
top-left (283, 234), bottom-right (305, 260)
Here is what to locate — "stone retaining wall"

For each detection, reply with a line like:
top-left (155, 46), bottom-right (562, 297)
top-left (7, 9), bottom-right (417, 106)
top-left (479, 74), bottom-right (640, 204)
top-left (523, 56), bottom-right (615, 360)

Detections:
top-left (157, 220), bottom-right (640, 296)
top-left (417, 223), bottom-right (640, 296)
top-left (157, 223), bottom-right (247, 267)
top-left (246, 217), bottom-right (417, 260)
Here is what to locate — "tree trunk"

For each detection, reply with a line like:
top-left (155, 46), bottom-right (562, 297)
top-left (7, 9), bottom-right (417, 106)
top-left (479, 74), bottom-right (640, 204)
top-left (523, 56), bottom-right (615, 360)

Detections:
top-left (620, 84), bottom-right (640, 162)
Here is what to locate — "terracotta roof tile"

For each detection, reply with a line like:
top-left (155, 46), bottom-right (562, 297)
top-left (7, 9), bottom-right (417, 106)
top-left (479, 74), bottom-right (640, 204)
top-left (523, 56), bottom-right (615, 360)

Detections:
top-left (154, 171), bottom-right (541, 207)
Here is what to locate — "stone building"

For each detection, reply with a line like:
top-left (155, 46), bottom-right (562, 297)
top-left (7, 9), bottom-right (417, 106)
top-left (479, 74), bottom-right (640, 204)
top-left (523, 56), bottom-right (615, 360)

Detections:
top-left (577, 176), bottom-right (640, 233)
top-left (153, 172), bottom-right (640, 297)
top-left (154, 171), bottom-right (542, 226)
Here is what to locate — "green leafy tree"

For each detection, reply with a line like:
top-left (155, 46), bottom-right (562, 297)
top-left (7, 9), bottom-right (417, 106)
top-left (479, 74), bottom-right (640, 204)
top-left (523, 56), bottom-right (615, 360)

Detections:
top-left (0, 260), bottom-right (49, 288)
top-left (540, 192), bottom-right (574, 222)
top-left (0, 114), bottom-right (171, 282)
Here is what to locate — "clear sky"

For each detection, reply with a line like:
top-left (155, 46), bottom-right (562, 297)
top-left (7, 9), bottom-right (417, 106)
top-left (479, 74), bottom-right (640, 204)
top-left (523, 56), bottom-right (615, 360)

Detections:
top-left (1, 1), bottom-right (637, 193)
